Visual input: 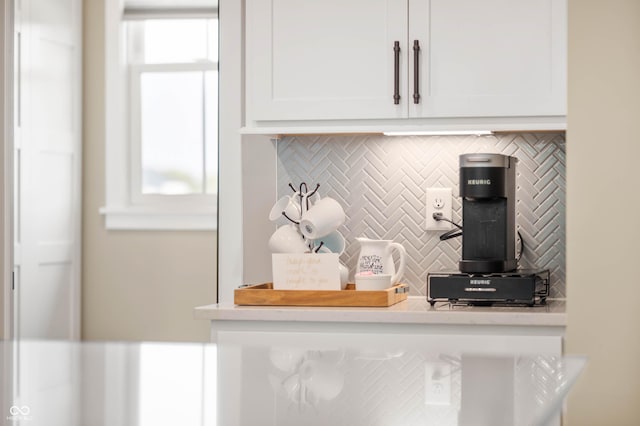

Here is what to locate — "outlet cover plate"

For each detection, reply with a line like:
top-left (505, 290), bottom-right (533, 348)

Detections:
top-left (424, 362), bottom-right (452, 406)
top-left (426, 188), bottom-right (452, 231)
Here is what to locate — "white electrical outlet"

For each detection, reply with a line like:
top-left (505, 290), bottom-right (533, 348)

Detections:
top-left (424, 362), bottom-right (452, 406)
top-left (425, 188), bottom-right (452, 231)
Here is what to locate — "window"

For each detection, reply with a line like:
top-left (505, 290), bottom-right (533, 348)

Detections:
top-left (129, 18), bottom-right (218, 198)
top-left (102, 2), bottom-right (218, 230)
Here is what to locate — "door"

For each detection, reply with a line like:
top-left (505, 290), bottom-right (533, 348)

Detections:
top-left (409, 0), bottom-right (566, 118)
top-left (14, 0), bottom-right (82, 340)
top-left (246, 0), bottom-right (408, 121)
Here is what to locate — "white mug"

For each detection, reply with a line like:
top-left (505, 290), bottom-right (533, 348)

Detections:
top-left (299, 359), bottom-right (344, 401)
top-left (268, 224), bottom-right (309, 253)
top-left (269, 347), bottom-right (306, 372)
top-left (269, 195), bottom-right (301, 224)
top-left (311, 230), bottom-right (346, 256)
top-left (299, 197), bottom-right (345, 240)
top-left (293, 190), bottom-right (321, 215)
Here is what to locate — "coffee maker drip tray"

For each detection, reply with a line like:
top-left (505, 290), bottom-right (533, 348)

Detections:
top-left (427, 269), bottom-right (549, 307)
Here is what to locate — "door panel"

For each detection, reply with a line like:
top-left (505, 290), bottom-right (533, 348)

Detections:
top-left (409, 0), bottom-right (566, 117)
top-left (247, 0), bottom-right (408, 121)
top-left (14, 0), bottom-right (81, 340)
top-left (36, 152), bottom-right (74, 241)
top-left (21, 264), bottom-right (72, 339)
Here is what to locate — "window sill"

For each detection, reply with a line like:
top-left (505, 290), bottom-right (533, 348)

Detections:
top-left (99, 206), bottom-right (217, 231)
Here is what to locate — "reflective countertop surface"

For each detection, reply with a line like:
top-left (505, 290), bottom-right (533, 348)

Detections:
top-left (1, 334), bottom-right (585, 426)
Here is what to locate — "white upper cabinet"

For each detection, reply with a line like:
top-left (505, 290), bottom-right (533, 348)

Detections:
top-left (246, 0), bottom-right (408, 121)
top-left (245, 0), bottom-right (567, 130)
top-left (409, 0), bottom-right (566, 118)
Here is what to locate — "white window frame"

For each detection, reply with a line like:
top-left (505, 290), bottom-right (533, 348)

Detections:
top-left (101, 0), bottom-right (218, 231)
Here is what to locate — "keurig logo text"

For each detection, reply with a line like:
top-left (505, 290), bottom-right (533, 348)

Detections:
top-left (470, 279), bottom-right (491, 285)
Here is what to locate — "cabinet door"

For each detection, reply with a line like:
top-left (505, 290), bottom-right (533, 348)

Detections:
top-left (409, 0), bottom-right (566, 118)
top-left (246, 0), bottom-right (408, 121)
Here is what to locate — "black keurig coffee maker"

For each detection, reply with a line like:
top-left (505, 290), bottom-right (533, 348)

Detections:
top-left (459, 153), bottom-right (517, 274)
top-left (427, 153), bottom-right (551, 306)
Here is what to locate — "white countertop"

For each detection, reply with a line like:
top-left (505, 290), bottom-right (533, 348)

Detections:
top-left (2, 338), bottom-right (585, 426)
top-left (194, 297), bottom-right (566, 327)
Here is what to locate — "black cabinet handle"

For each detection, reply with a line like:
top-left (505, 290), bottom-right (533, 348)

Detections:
top-left (393, 41), bottom-right (400, 105)
top-left (413, 40), bottom-right (420, 104)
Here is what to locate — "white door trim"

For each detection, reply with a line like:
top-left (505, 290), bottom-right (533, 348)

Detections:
top-left (1, 0), bottom-right (15, 341)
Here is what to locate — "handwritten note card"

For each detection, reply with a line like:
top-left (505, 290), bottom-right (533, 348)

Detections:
top-left (272, 253), bottom-right (341, 290)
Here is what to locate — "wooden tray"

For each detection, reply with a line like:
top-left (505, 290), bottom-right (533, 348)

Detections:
top-left (234, 283), bottom-right (409, 307)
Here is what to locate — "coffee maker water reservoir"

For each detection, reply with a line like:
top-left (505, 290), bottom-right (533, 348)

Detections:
top-left (459, 153), bottom-right (517, 274)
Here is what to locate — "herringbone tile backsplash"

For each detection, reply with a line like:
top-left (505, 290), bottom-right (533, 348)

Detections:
top-left (277, 133), bottom-right (566, 298)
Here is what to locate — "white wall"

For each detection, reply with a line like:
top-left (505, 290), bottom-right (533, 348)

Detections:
top-left (217, 0), bottom-right (245, 304)
top-left (82, 0), bottom-right (217, 342)
top-left (565, 0), bottom-right (640, 423)
top-left (242, 135), bottom-right (276, 285)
